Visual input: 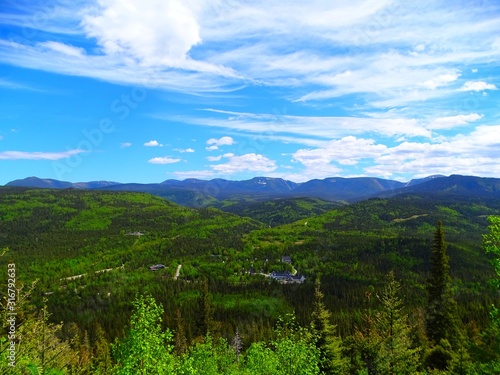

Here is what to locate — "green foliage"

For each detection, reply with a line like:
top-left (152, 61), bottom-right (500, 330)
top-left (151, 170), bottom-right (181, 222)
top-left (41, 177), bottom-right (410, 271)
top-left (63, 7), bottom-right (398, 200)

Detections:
top-left (375, 271), bottom-right (420, 375)
top-left (112, 295), bottom-right (175, 374)
top-left (0, 291), bottom-right (78, 374)
top-left (353, 272), bottom-right (421, 375)
top-left (1, 189), bottom-right (500, 372)
top-left (426, 222), bottom-right (466, 371)
top-left (311, 278), bottom-right (347, 374)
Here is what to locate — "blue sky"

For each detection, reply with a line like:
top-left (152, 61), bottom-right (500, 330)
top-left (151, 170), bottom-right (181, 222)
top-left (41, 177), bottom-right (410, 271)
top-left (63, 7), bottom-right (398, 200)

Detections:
top-left (1, 0), bottom-right (500, 185)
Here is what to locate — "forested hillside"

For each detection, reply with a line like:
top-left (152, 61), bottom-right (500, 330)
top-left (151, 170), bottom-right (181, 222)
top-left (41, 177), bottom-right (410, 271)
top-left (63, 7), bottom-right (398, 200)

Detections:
top-left (1, 188), bottom-right (500, 373)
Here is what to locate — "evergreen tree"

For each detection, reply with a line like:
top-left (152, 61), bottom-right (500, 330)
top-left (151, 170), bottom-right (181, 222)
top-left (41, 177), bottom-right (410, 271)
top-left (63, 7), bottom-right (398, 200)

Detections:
top-left (174, 308), bottom-right (188, 357)
top-left (480, 215), bottom-right (500, 370)
top-left (0, 293), bottom-right (77, 374)
top-left (311, 278), bottom-right (346, 374)
top-left (91, 324), bottom-right (113, 374)
top-left (353, 291), bottom-right (379, 375)
top-left (484, 216), bottom-right (500, 327)
top-left (374, 271), bottom-right (420, 375)
top-left (426, 221), bottom-right (464, 371)
top-left (194, 278), bottom-right (215, 339)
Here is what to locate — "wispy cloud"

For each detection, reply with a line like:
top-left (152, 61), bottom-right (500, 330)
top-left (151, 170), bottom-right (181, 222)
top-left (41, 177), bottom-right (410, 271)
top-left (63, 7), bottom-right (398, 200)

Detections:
top-left (120, 142), bottom-right (132, 148)
top-left (148, 156), bottom-right (181, 164)
top-left (458, 81), bottom-right (498, 92)
top-left (1, 0), bottom-right (499, 104)
top-left (0, 78), bottom-right (45, 92)
top-left (0, 149), bottom-right (84, 160)
top-left (164, 110), bottom-right (431, 141)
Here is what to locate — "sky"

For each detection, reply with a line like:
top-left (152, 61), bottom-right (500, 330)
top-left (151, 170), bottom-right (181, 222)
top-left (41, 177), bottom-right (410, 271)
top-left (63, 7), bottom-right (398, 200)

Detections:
top-left (1, 0), bottom-right (500, 185)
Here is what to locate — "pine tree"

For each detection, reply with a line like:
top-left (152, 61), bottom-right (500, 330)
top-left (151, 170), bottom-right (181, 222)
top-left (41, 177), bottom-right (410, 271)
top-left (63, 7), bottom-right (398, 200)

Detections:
top-left (426, 221), bottom-right (464, 370)
top-left (481, 215), bottom-right (500, 370)
top-left (311, 278), bottom-right (346, 374)
top-left (484, 216), bottom-right (500, 327)
top-left (374, 271), bottom-right (420, 375)
top-left (194, 278), bottom-right (214, 339)
top-left (174, 308), bottom-right (188, 356)
top-left (91, 324), bottom-right (113, 374)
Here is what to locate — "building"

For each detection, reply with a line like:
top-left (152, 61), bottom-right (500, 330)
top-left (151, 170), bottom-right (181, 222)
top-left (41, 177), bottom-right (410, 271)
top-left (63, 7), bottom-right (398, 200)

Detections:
top-left (269, 271), bottom-right (306, 283)
top-left (148, 264), bottom-right (166, 271)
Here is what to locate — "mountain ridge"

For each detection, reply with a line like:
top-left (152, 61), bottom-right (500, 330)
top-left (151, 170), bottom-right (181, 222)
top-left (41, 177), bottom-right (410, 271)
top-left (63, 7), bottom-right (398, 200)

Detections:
top-left (6, 174), bottom-right (500, 206)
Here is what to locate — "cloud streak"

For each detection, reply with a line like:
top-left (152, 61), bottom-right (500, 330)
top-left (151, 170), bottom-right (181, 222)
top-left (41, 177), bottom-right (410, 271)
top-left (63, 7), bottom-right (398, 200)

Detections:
top-left (0, 149), bottom-right (85, 161)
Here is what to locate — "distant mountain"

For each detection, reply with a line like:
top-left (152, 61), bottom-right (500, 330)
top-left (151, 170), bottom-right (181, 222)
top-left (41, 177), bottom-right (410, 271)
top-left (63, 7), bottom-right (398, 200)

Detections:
top-left (6, 177), bottom-right (75, 189)
top-left (5, 174), bottom-right (500, 206)
top-left (292, 177), bottom-right (405, 201)
top-left (6, 177), bottom-right (120, 190)
top-left (380, 174), bottom-right (500, 199)
top-left (405, 175), bottom-right (446, 187)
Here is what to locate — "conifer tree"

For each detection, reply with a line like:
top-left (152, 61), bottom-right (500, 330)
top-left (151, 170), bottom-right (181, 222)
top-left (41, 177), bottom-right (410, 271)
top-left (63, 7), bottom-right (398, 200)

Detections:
top-left (480, 216), bottom-right (500, 371)
top-left (374, 271), bottom-right (420, 375)
top-left (174, 308), bottom-right (188, 356)
top-left (194, 278), bottom-right (215, 338)
top-left (311, 277), bottom-right (346, 374)
top-left (426, 221), bottom-right (464, 370)
top-left (484, 216), bottom-right (500, 327)
top-left (91, 324), bottom-right (113, 374)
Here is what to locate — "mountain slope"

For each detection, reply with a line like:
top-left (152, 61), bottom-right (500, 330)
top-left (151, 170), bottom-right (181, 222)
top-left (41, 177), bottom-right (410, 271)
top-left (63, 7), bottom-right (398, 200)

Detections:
top-left (214, 197), bottom-right (344, 226)
top-left (380, 174), bottom-right (500, 198)
top-left (292, 176), bottom-right (405, 201)
top-left (6, 174), bottom-right (500, 205)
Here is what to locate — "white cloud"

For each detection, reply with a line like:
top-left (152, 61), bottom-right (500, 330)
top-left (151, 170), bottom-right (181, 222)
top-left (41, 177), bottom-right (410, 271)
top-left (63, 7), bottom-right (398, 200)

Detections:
top-left (428, 113), bottom-right (483, 130)
top-left (459, 81), bottom-right (498, 92)
top-left (292, 136), bottom-right (387, 172)
top-left (120, 142), bottom-right (132, 148)
top-left (1, 0), bottom-right (499, 109)
top-left (206, 155), bottom-right (223, 162)
top-left (148, 156), bottom-right (181, 164)
top-left (169, 110), bottom-right (432, 141)
top-left (211, 153), bottom-right (277, 174)
top-left (82, 0), bottom-right (202, 66)
top-left (0, 149), bottom-right (84, 160)
top-left (39, 41), bottom-right (85, 57)
top-left (421, 73), bottom-right (460, 90)
top-left (172, 170), bottom-right (215, 179)
top-left (177, 148), bottom-right (195, 153)
top-left (363, 125), bottom-right (500, 178)
top-left (144, 140), bottom-right (163, 147)
top-left (206, 136), bottom-right (234, 150)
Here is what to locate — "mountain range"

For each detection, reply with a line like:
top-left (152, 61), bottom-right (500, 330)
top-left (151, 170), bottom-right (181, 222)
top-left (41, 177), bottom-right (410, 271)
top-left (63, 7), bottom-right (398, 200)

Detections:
top-left (5, 174), bottom-right (500, 206)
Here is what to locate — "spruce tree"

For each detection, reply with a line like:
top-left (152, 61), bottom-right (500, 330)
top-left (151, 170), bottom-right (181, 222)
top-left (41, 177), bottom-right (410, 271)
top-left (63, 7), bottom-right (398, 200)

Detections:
top-left (311, 278), bottom-right (346, 374)
top-left (484, 216), bottom-right (500, 327)
top-left (426, 221), bottom-right (464, 370)
top-left (174, 308), bottom-right (188, 356)
top-left (375, 271), bottom-right (420, 375)
top-left (91, 324), bottom-right (113, 374)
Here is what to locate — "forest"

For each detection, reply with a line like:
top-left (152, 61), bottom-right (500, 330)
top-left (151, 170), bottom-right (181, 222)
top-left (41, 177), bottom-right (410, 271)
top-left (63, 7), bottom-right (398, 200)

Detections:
top-left (1, 187), bottom-right (500, 374)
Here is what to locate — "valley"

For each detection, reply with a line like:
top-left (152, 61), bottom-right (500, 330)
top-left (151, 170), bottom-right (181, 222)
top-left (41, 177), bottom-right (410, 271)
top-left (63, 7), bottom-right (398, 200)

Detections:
top-left (1, 175), bottom-right (500, 373)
